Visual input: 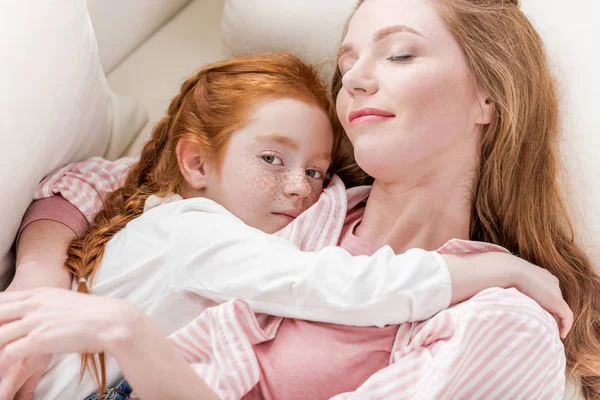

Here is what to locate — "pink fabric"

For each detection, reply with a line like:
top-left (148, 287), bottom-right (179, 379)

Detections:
top-left (249, 211), bottom-right (389, 399)
top-left (34, 156), bottom-right (137, 223)
top-left (166, 183), bottom-right (564, 399)
top-left (34, 158), bottom-right (566, 399)
top-left (17, 196), bottom-right (89, 247)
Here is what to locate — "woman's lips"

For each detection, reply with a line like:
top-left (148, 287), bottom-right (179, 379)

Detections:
top-left (348, 108), bottom-right (395, 125)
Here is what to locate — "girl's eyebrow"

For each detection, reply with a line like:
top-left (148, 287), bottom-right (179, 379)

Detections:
top-left (256, 133), bottom-right (331, 164)
top-left (256, 133), bottom-right (299, 150)
top-left (338, 24), bottom-right (425, 60)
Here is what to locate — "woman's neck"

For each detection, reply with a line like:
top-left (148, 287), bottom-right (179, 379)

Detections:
top-left (356, 164), bottom-right (475, 253)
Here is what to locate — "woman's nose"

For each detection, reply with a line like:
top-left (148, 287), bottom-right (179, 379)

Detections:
top-left (341, 59), bottom-right (378, 98)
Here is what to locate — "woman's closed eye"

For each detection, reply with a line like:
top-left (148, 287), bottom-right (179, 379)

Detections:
top-left (388, 54), bottom-right (414, 62)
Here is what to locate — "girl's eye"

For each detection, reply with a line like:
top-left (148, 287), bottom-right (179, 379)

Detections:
top-left (262, 154), bottom-right (283, 165)
top-left (306, 169), bottom-right (325, 180)
top-left (388, 54), bottom-right (413, 62)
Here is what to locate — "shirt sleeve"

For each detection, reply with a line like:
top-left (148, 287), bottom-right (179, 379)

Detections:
top-left (16, 196), bottom-right (89, 247)
top-left (170, 201), bottom-right (452, 327)
top-left (330, 288), bottom-right (566, 400)
top-left (34, 156), bottom-right (137, 222)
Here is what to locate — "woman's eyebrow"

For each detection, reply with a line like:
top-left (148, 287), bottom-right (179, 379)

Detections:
top-left (374, 25), bottom-right (424, 41)
top-left (338, 24), bottom-right (425, 60)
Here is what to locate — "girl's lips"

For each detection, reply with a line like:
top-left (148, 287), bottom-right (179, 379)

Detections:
top-left (272, 210), bottom-right (302, 220)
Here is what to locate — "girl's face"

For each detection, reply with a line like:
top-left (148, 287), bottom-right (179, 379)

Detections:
top-left (205, 97), bottom-right (333, 234)
top-left (336, 0), bottom-right (491, 183)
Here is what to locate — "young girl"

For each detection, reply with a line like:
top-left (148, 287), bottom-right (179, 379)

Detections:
top-left (0, 51), bottom-right (569, 400)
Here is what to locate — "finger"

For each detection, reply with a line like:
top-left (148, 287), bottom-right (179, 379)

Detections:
top-left (0, 330), bottom-right (66, 373)
top-left (0, 360), bottom-right (27, 400)
top-left (0, 302), bottom-right (27, 325)
top-left (0, 339), bottom-right (31, 374)
top-left (0, 291), bottom-right (32, 304)
top-left (0, 319), bottom-right (33, 350)
top-left (558, 303), bottom-right (574, 339)
top-left (15, 374), bottom-right (39, 400)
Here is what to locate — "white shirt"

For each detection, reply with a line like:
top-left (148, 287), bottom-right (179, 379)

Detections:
top-left (36, 195), bottom-right (450, 400)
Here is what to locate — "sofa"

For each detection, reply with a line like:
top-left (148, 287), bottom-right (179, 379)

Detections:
top-left (1, 0), bottom-right (597, 398)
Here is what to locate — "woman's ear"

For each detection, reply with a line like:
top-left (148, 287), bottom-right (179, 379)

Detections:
top-left (176, 138), bottom-right (211, 190)
top-left (475, 89), bottom-right (494, 125)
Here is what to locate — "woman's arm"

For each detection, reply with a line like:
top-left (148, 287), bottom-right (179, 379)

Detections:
top-left (9, 197), bottom-right (87, 292)
top-left (0, 289), bottom-right (219, 400)
top-left (105, 302), bottom-right (220, 400)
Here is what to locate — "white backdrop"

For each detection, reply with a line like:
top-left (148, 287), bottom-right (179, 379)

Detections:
top-left (521, 0), bottom-right (600, 266)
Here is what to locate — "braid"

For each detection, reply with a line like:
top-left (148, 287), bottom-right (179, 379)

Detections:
top-left (63, 69), bottom-right (206, 396)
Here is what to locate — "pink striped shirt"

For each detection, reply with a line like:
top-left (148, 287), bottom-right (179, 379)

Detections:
top-left (35, 157), bottom-right (566, 399)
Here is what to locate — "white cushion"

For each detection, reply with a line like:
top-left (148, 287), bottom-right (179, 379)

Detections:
top-left (0, 0), bottom-right (147, 289)
top-left (108, 0), bottom-right (227, 156)
top-left (221, 0), bottom-right (355, 81)
top-left (87, 0), bottom-right (191, 74)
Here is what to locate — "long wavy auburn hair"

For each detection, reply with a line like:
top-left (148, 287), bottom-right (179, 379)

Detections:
top-left (332, 1), bottom-right (600, 398)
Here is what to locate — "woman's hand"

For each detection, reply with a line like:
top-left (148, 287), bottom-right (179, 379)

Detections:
top-left (443, 252), bottom-right (573, 339)
top-left (0, 288), bottom-right (139, 373)
top-left (0, 354), bottom-right (51, 400)
top-left (0, 288), bottom-right (220, 400)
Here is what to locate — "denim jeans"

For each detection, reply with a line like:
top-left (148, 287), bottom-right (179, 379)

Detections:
top-left (83, 378), bottom-right (132, 400)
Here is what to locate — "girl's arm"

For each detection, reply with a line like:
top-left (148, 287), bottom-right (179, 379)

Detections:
top-left (0, 290), bottom-right (219, 400)
top-left (168, 202), bottom-right (571, 335)
top-left (18, 157), bottom-right (570, 333)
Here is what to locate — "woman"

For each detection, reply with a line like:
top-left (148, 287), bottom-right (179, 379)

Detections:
top-left (3, 0), bottom-right (599, 398)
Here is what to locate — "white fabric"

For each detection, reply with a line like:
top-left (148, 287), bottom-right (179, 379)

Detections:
top-left (221, 0), bottom-right (355, 82)
top-left (87, 0), bottom-right (191, 74)
top-left (36, 196), bottom-right (450, 399)
top-left (0, 0), bottom-right (147, 290)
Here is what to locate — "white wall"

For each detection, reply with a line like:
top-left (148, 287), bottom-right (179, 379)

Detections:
top-left (521, 0), bottom-right (600, 266)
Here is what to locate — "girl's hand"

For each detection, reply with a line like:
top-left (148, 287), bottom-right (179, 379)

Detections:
top-left (443, 252), bottom-right (573, 339)
top-left (0, 288), bottom-right (139, 374)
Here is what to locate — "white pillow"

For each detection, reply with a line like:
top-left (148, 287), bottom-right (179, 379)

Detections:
top-left (87, 0), bottom-right (190, 74)
top-left (0, 0), bottom-right (147, 289)
top-left (221, 0), bottom-right (356, 81)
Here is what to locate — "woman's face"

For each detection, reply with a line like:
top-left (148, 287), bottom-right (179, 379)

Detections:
top-left (336, 0), bottom-right (491, 182)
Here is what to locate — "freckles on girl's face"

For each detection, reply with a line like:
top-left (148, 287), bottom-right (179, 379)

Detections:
top-left (204, 97), bottom-right (334, 234)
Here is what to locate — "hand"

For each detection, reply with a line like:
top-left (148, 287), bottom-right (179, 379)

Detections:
top-left (0, 354), bottom-right (51, 400)
top-left (0, 288), bottom-right (139, 374)
top-left (444, 252), bottom-right (573, 339)
top-left (510, 259), bottom-right (573, 339)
